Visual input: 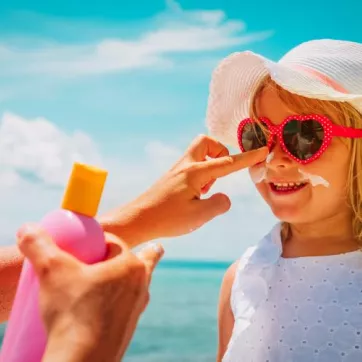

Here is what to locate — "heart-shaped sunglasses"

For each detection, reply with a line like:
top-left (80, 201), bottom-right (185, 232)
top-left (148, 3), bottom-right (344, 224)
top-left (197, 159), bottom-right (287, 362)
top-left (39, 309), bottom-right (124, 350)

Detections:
top-left (237, 114), bottom-right (362, 164)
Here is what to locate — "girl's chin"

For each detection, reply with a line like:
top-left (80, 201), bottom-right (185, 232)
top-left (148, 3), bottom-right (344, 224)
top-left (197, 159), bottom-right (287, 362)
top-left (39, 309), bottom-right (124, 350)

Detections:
top-left (270, 205), bottom-right (308, 223)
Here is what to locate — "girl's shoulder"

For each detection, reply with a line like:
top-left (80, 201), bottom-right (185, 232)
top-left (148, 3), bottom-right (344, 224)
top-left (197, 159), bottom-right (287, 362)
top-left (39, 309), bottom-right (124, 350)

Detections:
top-left (219, 261), bottom-right (239, 313)
top-left (221, 223), bottom-right (282, 316)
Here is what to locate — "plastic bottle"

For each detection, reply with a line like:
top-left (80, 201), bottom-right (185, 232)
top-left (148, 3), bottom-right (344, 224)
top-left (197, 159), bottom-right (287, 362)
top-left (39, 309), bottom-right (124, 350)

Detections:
top-left (0, 162), bottom-right (108, 362)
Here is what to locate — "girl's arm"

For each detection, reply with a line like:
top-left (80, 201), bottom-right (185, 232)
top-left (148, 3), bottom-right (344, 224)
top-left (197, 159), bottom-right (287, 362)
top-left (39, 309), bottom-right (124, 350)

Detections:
top-left (0, 246), bottom-right (23, 322)
top-left (217, 262), bottom-right (237, 362)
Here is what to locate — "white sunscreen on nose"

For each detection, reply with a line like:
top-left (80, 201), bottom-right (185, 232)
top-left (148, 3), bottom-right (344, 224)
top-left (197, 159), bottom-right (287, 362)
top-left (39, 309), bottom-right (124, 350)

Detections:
top-left (298, 169), bottom-right (330, 187)
top-left (249, 151), bottom-right (329, 188)
top-left (266, 152), bottom-right (274, 164)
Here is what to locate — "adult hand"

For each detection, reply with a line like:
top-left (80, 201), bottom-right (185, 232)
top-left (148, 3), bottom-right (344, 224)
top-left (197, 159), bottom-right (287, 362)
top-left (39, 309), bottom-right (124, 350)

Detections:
top-left (100, 135), bottom-right (268, 246)
top-left (16, 224), bottom-right (164, 362)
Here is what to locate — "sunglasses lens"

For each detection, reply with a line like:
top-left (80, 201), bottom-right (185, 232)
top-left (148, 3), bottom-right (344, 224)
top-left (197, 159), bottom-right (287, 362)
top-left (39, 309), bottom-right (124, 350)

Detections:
top-left (283, 119), bottom-right (324, 160)
top-left (241, 122), bottom-right (268, 151)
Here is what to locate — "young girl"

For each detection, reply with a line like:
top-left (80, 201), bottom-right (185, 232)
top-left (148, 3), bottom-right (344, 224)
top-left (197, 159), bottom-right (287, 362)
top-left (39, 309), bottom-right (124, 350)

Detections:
top-left (206, 39), bottom-right (362, 361)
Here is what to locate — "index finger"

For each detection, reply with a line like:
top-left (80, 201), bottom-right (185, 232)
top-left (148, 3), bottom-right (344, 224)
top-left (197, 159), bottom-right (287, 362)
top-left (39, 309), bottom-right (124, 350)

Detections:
top-left (197, 147), bottom-right (268, 181)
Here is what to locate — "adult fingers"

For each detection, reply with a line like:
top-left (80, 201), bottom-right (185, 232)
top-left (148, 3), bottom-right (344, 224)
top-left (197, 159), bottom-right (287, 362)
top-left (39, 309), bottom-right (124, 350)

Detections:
top-left (92, 239), bottom-right (162, 283)
top-left (136, 243), bottom-right (164, 276)
top-left (185, 135), bottom-right (230, 162)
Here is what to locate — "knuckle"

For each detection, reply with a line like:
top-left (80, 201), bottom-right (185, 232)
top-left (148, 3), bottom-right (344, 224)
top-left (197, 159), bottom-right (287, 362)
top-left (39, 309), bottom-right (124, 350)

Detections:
top-left (195, 134), bottom-right (221, 145)
top-left (181, 164), bottom-right (201, 184)
top-left (38, 255), bottom-right (60, 278)
top-left (192, 134), bottom-right (209, 146)
top-left (17, 233), bottom-right (32, 251)
top-left (222, 155), bottom-right (235, 166)
top-left (173, 162), bottom-right (198, 180)
top-left (210, 155), bottom-right (233, 171)
top-left (183, 162), bottom-right (200, 175)
top-left (195, 133), bottom-right (208, 142)
top-left (17, 226), bottom-right (41, 248)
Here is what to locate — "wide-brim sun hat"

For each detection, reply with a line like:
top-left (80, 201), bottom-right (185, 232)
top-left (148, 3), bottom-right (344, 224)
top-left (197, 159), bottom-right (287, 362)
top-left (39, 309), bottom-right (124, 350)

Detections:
top-left (206, 39), bottom-right (362, 149)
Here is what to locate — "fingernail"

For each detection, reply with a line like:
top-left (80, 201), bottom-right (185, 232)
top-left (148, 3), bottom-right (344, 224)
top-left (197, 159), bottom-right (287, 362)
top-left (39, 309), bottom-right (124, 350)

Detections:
top-left (143, 242), bottom-right (164, 255)
top-left (153, 243), bottom-right (164, 255)
top-left (16, 224), bottom-right (32, 239)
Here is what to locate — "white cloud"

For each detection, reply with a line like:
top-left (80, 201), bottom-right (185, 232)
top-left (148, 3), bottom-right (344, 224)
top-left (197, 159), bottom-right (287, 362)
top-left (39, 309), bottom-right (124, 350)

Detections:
top-left (144, 141), bottom-right (182, 169)
top-left (0, 112), bottom-right (102, 186)
top-left (0, 111), bottom-right (276, 260)
top-left (0, 2), bottom-right (273, 77)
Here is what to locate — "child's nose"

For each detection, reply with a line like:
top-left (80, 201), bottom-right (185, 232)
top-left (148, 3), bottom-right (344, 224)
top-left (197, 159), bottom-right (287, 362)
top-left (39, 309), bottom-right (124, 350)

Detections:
top-left (267, 139), bottom-right (294, 170)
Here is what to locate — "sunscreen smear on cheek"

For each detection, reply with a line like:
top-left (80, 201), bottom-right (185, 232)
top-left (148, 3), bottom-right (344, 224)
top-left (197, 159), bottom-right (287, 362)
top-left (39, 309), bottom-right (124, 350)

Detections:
top-left (298, 169), bottom-right (330, 187)
top-left (249, 152), bottom-right (273, 184)
top-left (250, 166), bottom-right (267, 184)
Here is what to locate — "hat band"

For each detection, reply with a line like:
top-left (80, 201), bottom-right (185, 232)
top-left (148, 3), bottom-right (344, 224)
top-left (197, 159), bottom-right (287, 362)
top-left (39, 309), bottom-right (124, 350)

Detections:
top-left (291, 64), bottom-right (348, 94)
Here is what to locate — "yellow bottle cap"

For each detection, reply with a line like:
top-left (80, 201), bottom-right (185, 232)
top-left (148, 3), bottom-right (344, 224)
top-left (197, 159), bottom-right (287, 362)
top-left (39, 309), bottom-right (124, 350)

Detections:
top-left (61, 162), bottom-right (108, 217)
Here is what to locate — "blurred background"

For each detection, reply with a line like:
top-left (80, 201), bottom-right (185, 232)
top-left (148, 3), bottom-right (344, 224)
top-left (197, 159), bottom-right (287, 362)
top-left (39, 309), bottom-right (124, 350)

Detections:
top-left (0, 0), bottom-right (360, 360)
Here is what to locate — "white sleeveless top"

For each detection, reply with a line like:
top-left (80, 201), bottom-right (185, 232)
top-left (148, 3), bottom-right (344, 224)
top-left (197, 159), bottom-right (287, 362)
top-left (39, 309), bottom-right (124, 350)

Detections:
top-left (224, 223), bottom-right (362, 362)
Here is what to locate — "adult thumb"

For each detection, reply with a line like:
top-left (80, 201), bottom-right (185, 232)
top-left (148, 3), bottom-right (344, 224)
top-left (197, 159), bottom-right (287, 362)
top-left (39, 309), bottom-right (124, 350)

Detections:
top-left (137, 242), bottom-right (164, 276)
top-left (196, 193), bottom-right (231, 223)
top-left (16, 223), bottom-right (75, 278)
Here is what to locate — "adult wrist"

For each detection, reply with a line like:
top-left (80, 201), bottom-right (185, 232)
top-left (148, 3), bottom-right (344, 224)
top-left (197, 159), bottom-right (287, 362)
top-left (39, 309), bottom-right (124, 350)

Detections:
top-left (99, 200), bottom-right (157, 248)
top-left (43, 334), bottom-right (95, 362)
top-left (43, 326), bottom-right (117, 362)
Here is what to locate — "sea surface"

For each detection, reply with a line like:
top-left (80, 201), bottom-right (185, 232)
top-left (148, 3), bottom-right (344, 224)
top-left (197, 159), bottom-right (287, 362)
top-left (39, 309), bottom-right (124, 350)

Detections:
top-left (0, 260), bottom-right (231, 362)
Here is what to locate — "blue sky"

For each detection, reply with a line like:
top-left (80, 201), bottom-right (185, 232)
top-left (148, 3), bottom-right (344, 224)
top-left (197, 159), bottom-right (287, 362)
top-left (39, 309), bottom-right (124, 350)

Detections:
top-left (0, 0), bottom-right (361, 260)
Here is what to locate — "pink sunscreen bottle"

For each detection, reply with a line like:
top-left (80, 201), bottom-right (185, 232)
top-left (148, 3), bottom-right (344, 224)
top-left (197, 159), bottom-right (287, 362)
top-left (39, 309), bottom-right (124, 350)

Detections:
top-left (0, 162), bottom-right (108, 362)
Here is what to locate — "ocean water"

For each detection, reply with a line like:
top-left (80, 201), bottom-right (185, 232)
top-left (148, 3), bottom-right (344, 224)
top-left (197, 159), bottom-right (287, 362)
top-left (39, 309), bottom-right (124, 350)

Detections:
top-left (0, 260), bottom-right (231, 362)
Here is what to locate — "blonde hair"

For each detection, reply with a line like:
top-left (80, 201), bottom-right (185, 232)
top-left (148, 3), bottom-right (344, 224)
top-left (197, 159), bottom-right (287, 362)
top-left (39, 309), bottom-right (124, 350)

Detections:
top-left (249, 76), bottom-right (362, 243)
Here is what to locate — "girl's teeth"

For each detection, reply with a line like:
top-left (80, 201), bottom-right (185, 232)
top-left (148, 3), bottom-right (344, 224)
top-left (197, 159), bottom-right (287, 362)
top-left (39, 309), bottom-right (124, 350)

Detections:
top-left (271, 182), bottom-right (306, 191)
top-left (273, 182), bottom-right (302, 186)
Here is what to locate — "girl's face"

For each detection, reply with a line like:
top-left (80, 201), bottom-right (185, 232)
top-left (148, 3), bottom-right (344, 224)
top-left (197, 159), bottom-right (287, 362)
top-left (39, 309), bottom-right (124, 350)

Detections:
top-left (250, 86), bottom-right (352, 224)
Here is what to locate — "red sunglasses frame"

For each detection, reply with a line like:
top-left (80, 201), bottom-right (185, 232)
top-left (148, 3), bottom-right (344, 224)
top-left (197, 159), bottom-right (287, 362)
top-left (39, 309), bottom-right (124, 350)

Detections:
top-left (237, 114), bottom-right (362, 165)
